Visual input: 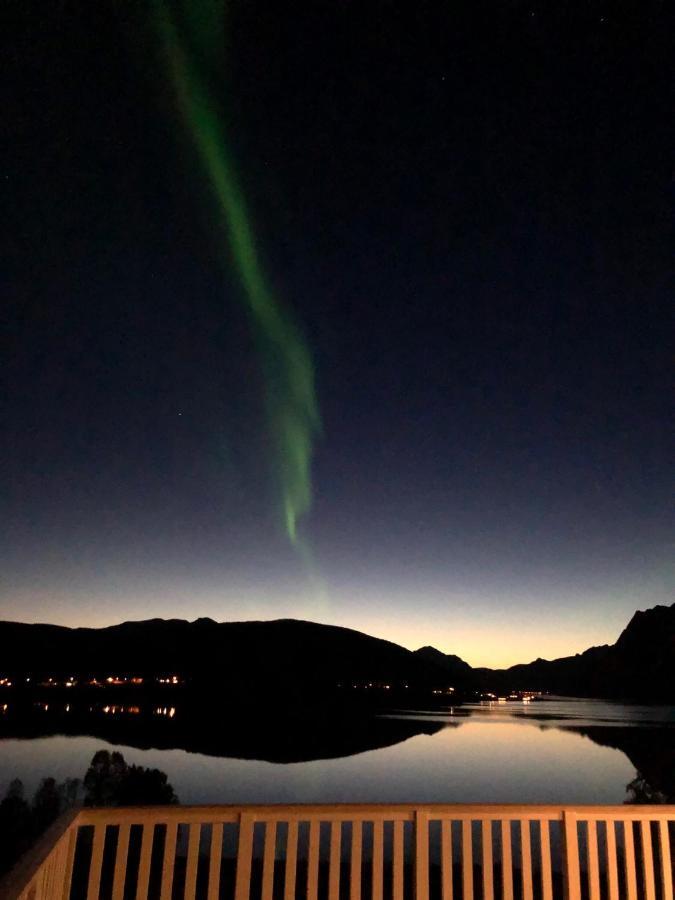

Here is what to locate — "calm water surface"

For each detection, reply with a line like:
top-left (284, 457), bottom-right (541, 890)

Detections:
top-left (0, 698), bottom-right (673, 805)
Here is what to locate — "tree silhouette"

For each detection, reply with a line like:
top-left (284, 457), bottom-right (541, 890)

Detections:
top-left (0, 750), bottom-right (176, 876)
top-left (83, 750), bottom-right (177, 806)
top-left (625, 773), bottom-right (668, 804)
top-left (0, 780), bottom-right (33, 875)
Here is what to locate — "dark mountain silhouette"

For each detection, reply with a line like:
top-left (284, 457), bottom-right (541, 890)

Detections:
top-left (0, 602), bottom-right (672, 701)
top-left (426, 603), bottom-right (675, 701)
top-left (413, 646), bottom-right (473, 682)
top-left (0, 617), bottom-right (454, 698)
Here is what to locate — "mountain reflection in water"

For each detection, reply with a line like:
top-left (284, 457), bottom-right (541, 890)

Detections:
top-left (0, 702), bottom-right (448, 764)
top-left (0, 698), bottom-right (672, 804)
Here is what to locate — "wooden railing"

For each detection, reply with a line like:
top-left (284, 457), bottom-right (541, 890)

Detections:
top-left (2, 804), bottom-right (673, 899)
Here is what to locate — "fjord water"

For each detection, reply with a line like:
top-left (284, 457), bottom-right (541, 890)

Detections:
top-left (0, 699), bottom-right (672, 805)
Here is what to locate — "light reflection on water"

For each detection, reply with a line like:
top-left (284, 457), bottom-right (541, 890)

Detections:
top-left (2, 698), bottom-right (671, 805)
top-left (387, 697), bottom-right (675, 728)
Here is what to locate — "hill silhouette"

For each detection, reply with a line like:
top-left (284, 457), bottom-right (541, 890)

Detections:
top-left (425, 602), bottom-right (675, 701)
top-left (0, 617), bottom-right (452, 698)
top-left (0, 602), bottom-right (672, 701)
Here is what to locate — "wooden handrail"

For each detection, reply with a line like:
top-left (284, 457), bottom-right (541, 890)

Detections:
top-left (74, 801), bottom-right (675, 825)
top-left (2, 803), bottom-right (674, 899)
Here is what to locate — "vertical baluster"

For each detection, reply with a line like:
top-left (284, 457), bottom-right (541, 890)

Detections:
top-left (62, 824), bottom-right (78, 900)
top-left (56, 844), bottom-right (66, 896)
top-left (135, 823), bottom-right (155, 900)
top-left (160, 821), bottom-right (177, 900)
top-left (623, 821), bottom-right (638, 900)
top-left (307, 820), bottom-right (320, 900)
top-left (658, 819), bottom-right (673, 900)
top-left (284, 819), bottom-right (299, 900)
top-left (50, 837), bottom-right (66, 898)
top-left (51, 852), bottom-right (60, 898)
top-left (501, 820), bottom-right (513, 900)
top-left (87, 824), bottom-right (106, 900)
top-left (46, 860), bottom-right (55, 900)
top-left (208, 822), bottom-right (224, 900)
top-left (42, 859), bottom-right (52, 900)
top-left (235, 815), bottom-right (254, 900)
top-left (393, 820), bottom-right (404, 900)
top-left (184, 823), bottom-right (201, 900)
top-left (640, 820), bottom-right (656, 900)
top-left (54, 846), bottom-right (64, 897)
top-left (36, 855), bottom-right (46, 900)
top-left (55, 845), bottom-right (65, 897)
top-left (461, 820), bottom-right (472, 900)
top-left (350, 820), bottom-right (362, 900)
top-left (521, 820), bottom-right (533, 900)
top-left (415, 810), bottom-right (429, 900)
top-left (59, 838), bottom-right (71, 896)
top-left (35, 859), bottom-right (47, 900)
top-left (261, 821), bottom-right (277, 900)
top-left (111, 823), bottom-right (130, 900)
top-left (604, 819), bottom-right (619, 900)
top-left (622, 820), bottom-right (638, 900)
top-left (586, 820), bottom-right (600, 900)
top-left (40, 852), bottom-right (53, 900)
top-left (46, 848), bottom-right (56, 899)
top-left (372, 819), bottom-right (384, 900)
top-left (482, 821), bottom-right (493, 900)
top-left (328, 820), bottom-right (341, 900)
top-left (539, 820), bottom-right (553, 900)
top-left (440, 820), bottom-right (452, 900)
top-left (38, 852), bottom-right (49, 900)
top-left (563, 811), bottom-right (581, 900)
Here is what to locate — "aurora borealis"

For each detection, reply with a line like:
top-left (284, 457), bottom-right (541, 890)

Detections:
top-left (155, 1), bottom-right (320, 549)
top-left (3, 2), bottom-right (673, 667)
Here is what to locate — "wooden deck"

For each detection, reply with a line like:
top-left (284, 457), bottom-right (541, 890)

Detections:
top-left (2, 803), bottom-right (673, 899)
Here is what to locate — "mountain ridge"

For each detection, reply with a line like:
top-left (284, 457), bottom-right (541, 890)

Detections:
top-left (0, 602), bottom-right (672, 701)
top-left (421, 602), bottom-right (674, 700)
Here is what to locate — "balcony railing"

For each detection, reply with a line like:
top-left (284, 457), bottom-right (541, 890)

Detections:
top-left (2, 803), bottom-right (673, 899)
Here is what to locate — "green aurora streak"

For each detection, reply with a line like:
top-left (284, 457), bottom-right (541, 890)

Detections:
top-left (155, 2), bottom-right (320, 547)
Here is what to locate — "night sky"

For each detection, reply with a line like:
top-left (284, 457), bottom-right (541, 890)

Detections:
top-left (4, 2), bottom-right (673, 666)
